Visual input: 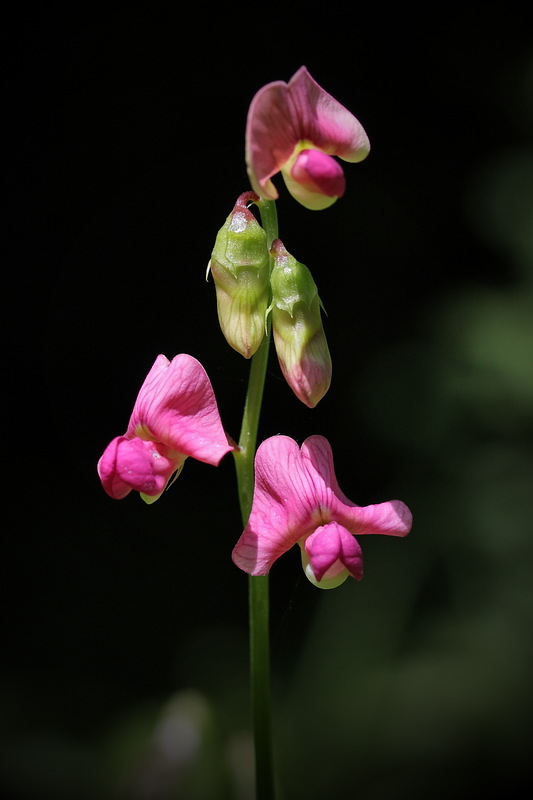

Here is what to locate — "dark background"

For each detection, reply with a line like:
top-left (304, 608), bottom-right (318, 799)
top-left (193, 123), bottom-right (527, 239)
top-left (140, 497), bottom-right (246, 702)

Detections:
top-left (3, 6), bottom-right (533, 799)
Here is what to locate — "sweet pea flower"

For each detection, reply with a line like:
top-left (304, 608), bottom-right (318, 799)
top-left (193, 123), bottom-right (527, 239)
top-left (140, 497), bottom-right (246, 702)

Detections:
top-left (98, 354), bottom-right (234, 503)
top-left (245, 66), bottom-right (370, 210)
top-left (232, 435), bottom-right (412, 589)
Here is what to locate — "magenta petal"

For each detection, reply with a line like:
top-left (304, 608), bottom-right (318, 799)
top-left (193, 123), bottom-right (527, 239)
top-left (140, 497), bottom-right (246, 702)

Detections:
top-left (98, 436), bottom-right (133, 499)
top-left (300, 436), bottom-right (413, 537)
top-left (304, 522), bottom-right (363, 581)
top-left (126, 354), bottom-right (233, 466)
top-left (287, 67), bottom-right (370, 162)
top-left (231, 435), bottom-right (318, 575)
top-left (98, 436), bottom-right (183, 499)
top-left (245, 80), bottom-right (299, 199)
top-left (290, 149), bottom-right (346, 198)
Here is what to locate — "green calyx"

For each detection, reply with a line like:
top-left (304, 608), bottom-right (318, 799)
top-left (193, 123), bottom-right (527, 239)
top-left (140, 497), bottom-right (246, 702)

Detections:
top-left (269, 244), bottom-right (322, 324)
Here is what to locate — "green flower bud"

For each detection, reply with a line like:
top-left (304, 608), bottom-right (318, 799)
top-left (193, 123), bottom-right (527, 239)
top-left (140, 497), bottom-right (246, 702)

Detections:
top-left (269, 239), bottom-right (332, 407)
top-left (208, 192), bottom-right (270, 358)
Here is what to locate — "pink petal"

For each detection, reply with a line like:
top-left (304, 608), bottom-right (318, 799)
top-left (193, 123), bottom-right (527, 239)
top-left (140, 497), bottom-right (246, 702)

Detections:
top-left (289, 149), bottom-right (346, 198)
top-left (98, 436), bottom-right (132, 499)
top-left (231, 435), bottom-right (319, 575)
top-left (304, 522), bottom-right (363, 582)
top-left (98, 436), bottom-right (183, 500)
top-left (279, 352), bottom-right (332, 407)
top-left (300, 436), bottom-right (413, 537)
top-left (287, 67), bottom-right (370, 162)
top-left (126, 354), bottom-right (233, 466)
top-left (245, 79), bottom-right (298, 199)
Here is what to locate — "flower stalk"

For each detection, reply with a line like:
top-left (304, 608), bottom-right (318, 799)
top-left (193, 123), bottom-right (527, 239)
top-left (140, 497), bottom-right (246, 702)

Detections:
top-left (97, 67), bottom-right (412, 800)
top-left (232, 198), bottom-right (277, 800)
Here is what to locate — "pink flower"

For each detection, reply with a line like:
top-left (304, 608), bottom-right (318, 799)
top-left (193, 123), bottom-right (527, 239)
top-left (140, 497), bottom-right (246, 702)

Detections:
top-left (232, 435), bottom-right (412, 588)
top-left (98, 354), bottom-right (234, 502)
top-left (246, 66), bottom-right (370, 211)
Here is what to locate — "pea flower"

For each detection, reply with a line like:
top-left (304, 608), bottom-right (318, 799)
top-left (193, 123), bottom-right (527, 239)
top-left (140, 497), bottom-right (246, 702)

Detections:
top-left (245, 66), bottom-right (370, 211)
top-left (98, 354), bottom-right (234, 503)
top-left (232, 435), bottom-right (412, 589)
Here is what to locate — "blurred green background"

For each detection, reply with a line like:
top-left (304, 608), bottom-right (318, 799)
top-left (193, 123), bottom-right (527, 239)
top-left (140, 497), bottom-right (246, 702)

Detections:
top-left (4, 6), bottom-right (533, 798)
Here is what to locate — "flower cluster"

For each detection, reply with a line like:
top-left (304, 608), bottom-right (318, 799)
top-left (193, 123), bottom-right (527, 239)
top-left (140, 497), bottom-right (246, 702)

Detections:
top-left (98, 66), bottom-right (412, 590)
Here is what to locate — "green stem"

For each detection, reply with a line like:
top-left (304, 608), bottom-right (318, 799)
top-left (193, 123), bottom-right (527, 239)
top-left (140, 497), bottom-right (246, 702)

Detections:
top-left (233, 198), bottom-right (278, 800)
top-left (248, 574), bottom-right (273, 799)
top-left (233, 330), bottom-right (271, 522)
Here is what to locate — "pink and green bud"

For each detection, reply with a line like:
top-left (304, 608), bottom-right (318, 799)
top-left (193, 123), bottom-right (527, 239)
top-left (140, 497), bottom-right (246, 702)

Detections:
top-left (269, 238), bottom-right (332, 408)
top-left (208, 192), bottom-right (270, 359)
top-left (246, 66), bottom-right (370, 210)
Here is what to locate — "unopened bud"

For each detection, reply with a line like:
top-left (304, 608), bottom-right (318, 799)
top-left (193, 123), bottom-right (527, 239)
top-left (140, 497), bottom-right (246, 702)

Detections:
top-left (208, 192), bottom-right (270, 358)
top-left (269, 239), bottom-right (332, 407)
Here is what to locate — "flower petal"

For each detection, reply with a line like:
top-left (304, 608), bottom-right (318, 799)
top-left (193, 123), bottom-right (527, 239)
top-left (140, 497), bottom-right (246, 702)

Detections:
top-left (276, 335), bottom-right (333, 406)
top-left (98, 436), bottom-right (132, 499)
top-left (126, 354), bottom-right (233, 466)
top-left (290, 150), bottom-right (345, 196)
top-left (286, 149), bottom-right (346, 203)
top-left (303, 522), bottom-right (363, 582)
top-left (245, 79), bottom-right (299, 199)
top-left (287, 67), bottom-right (370, 162)
top-left (300, 436), bottom-right (413, 537)
top-left (279, 173), bottom-right (340, 210)
top-left (98, 436), bottom-right (184, 500)
top-left (231, 435), bottom-right (319, 575)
